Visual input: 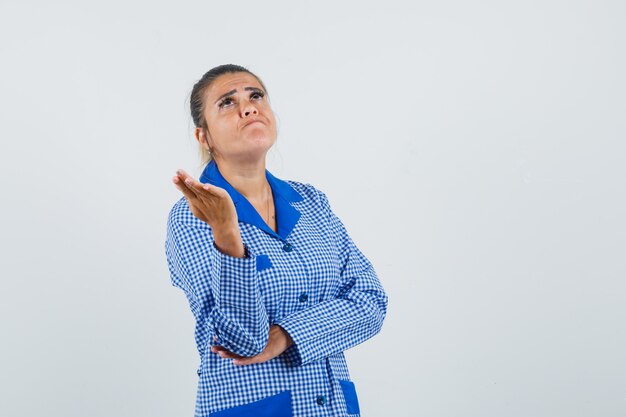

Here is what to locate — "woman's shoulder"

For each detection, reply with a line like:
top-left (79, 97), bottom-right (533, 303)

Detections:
top-left (166, 197), bottom-right (207, 229)
top-left (168, 196), bottom-right (188, 219)
top-left (284, 180), bottom-right (331, 209)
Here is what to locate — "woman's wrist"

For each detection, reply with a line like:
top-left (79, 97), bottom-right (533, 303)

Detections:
top-left (213, 226), bottom-right (245, 258)
top-left (273, 325), bottom-right (294, 348)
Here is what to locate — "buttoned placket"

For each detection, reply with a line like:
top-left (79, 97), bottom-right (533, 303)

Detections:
top-left (199, 159), bottom-right (313, 323)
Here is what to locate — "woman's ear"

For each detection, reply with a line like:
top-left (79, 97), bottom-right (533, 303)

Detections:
top-left (195, 127), bottom-right (211, 150)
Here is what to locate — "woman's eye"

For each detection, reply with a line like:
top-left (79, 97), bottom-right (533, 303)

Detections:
top-left (219, 98), bottom-right (234, 108)
top-left (219, 92), bottom-right (264, 108)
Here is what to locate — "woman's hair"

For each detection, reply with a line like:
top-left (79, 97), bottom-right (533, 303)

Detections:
top-left (190, 64), bottom-right (269, 166)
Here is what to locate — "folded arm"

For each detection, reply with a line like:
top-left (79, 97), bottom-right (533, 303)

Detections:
top-left (276, 190), bottom-right (388, 367)
top-left (165, 203), bottom-right (269, 357)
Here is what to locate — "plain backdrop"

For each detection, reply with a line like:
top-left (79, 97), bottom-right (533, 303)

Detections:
top-left (1, 1), bottom-right (625, 416)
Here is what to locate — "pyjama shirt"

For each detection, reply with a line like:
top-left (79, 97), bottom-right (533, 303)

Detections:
top-left (164, 160), bottom-right (388, 417)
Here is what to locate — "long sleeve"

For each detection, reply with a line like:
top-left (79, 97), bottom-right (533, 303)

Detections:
top-left (276, 190), bottom-right (388, 367)
top-left (165, 201), bottom-right (269, 358)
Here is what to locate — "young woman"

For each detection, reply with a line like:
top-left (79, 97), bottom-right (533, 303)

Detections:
top-left (165, 64), bottom-right (388, 417)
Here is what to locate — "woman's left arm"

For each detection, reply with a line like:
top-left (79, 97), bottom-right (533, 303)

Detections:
top-left (275, 189), bottom-right (389, 367)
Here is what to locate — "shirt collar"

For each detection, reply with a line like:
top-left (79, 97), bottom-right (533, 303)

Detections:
top-left (199, 159), bottom-right (303, 241)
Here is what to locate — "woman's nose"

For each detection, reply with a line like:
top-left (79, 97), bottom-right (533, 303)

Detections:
top-left (241, 103), bottom-right (259, 117)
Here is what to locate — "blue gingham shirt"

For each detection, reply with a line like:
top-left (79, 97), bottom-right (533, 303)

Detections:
top-left (165, 160), bottom-right (388, 417)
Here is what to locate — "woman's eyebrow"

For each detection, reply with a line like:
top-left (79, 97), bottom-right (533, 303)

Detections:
top-left (214, 87), bottom-right (265, 104)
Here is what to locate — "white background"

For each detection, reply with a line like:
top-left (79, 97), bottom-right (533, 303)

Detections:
top-left (1, 1), bottom-right (625, 416)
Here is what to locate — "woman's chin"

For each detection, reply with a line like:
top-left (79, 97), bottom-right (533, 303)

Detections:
top-left (245, 133), bottom-right (276, 150)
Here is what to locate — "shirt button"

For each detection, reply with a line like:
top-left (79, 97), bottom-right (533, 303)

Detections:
top-left (282, 242), bottom-right (293, 252)
top-left (316, 395), bottom-right (327, 406)
top-left (298, 293), bottom-right (308, 303)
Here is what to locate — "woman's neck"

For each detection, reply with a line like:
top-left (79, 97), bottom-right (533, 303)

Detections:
top-left (214, 157), bottom-right (270, 203)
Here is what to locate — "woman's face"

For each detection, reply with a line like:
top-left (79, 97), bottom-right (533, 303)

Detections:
top-left (196, 72), bottom-right (277, 164)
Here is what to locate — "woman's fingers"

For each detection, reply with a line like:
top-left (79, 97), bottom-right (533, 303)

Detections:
top-left (211, 345), bottom-right (243, 359)
top-left (233, 351), bottom-right (269, 366)
top-left (173, 175), bottom-right (198, 200)
top-left (233, 357), bottom-right (259, 366)
top-left (174, 169), bottom-right (202, 192)
top-left (174, 170), bottom-right (218, 203)
top-left (175, 170), bottom-right (223, 200)
top-left (175, 169), bottom-right (192, 182)
top-left (210, 340), bottom-right (269, 365)
top-left (173, 169), bottom-right (237, 228)
top-left (186, 179), bottom-right (214, 198)
top-left (189, 180), bottom-right (226, 201)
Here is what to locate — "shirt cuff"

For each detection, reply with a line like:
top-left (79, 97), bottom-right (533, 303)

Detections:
top-left (274, 319), bottom-right (312, 367)
top-left (209, 240), bottom-right (258, 310)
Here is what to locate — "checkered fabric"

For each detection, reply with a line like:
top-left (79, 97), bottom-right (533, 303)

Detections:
top-left (165, 160), bottom-right (388, 417)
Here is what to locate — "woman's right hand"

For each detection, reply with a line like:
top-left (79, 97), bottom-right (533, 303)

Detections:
top-left (172, 169), bottom-right (245, 258)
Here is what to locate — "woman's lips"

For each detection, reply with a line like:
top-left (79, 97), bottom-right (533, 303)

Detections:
top-left (244, 120), bottom-right (264, 128)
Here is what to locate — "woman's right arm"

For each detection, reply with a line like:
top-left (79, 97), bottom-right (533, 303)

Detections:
top-left (165, 171), bottom-right (270, 358)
